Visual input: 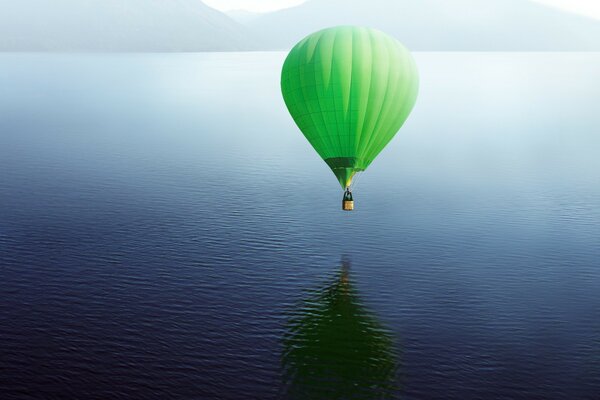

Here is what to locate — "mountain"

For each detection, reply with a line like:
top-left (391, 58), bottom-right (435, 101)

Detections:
top-left (249, 0), bottom-right (600, 50)
top-left (226, 9), bottom-right (261, 24)
top-left (0, 0), bottom-right (258, 51)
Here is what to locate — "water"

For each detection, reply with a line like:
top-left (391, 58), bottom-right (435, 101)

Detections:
top-left (0, 52), bottom-right (599, 399)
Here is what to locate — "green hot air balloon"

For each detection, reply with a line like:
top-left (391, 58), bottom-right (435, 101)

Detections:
top-left (281, 26), bottom-right (419, 210)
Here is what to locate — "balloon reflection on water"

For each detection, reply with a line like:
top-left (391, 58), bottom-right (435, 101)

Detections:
top-left (281, 258), bottom-right (400, 399)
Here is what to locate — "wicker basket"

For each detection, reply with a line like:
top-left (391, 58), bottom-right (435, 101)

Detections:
top-left (342, 200), bottom-right (354, 211)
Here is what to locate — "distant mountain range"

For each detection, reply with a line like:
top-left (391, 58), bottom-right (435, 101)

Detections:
top-left (1, 0), bottom-right (599, 51)
top-left (0, 0), bottom-right (257, 51)
top-left (225, 9), bottom-right (261, 24)
top-left (247, 0), bottom-right (600, 51)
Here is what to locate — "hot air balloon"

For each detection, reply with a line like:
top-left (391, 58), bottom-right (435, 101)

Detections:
top-left (281, 26), bottom-right (419, 210)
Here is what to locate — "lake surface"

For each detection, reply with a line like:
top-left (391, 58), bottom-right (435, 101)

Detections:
top-left (0, 52), bottom-right (599, 399)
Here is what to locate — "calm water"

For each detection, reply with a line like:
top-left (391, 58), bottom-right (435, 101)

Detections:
top-left (0, 52), bottom-right (599, 399)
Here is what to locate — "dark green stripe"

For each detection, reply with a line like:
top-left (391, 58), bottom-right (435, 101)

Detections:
top-left (324, 157), bottom-right (366, 170)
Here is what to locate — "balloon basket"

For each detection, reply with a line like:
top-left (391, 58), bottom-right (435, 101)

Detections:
top-left (342, 189), bottom-right (354, 211)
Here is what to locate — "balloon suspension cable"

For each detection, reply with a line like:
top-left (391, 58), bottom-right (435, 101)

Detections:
top-left (350, 171), bottom-right (364, 192)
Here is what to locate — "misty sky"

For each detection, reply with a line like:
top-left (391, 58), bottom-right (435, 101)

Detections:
top-left (204, 0), bottom-right (600, 19)
top-left (203, 0), bottom-right (305, 13)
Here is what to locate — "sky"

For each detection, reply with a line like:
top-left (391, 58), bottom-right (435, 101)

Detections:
top-left (531, 0), bottom-right (600, 20)
top-left (203, 0), bottom-right (600, 19)
top-left (203, 0), bottom-right (306, 13)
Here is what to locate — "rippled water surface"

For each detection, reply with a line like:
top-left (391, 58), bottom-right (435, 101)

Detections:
top-left (1, 53), bottom-right (599, 399)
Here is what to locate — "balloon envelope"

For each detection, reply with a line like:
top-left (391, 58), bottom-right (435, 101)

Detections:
top-left (281, 26), bottom-right (419, 188)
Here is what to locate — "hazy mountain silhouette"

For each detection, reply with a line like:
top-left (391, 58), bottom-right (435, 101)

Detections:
top-left (0, 0), bottom-right (258, 51)
top-left (226, 9), bottom-right (262, 24)
top-left (2, 0), bottom-right (599, 51)
top-left (249, 0), bottom-right (600, 50)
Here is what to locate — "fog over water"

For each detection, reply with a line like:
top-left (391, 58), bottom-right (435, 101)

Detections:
top-left (0, 52), bottom-right (599, 399)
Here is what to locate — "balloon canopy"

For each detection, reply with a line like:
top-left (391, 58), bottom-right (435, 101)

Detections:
top-left (281, 26), bottom-right (419, 189)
